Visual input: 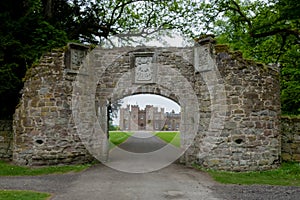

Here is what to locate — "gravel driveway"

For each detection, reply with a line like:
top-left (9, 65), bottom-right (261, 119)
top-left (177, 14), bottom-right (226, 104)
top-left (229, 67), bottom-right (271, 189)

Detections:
top-left (1, 132), bottom-right (299, 199)
top-left (0, 163), bottom-right (300, 200)
top-left (212, 184), bottom-right (300, 200)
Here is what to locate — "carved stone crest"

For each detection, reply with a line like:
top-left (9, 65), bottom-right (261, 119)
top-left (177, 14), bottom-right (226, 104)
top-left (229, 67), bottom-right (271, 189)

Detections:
top-left (65, 43), bottom-right (89, 71)
top-left (136, 64), bottom-right (153, 81)
top-left (131, 52), bottom-right (157, 84)
top-left (71, 49), bottom-right (87, 68)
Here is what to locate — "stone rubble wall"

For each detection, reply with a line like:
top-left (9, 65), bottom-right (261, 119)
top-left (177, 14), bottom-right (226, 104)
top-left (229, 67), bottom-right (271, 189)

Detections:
top-left (281, 116), bottom-right (300, 162)
top-left (13, 45), bottom-right (93, 165)
top-left (205, 46), bottom-right (281, 171)
top-left (7, 114), bottom-right (300, 164)
top-left (0, 120), bottom-right (13, 160)
top-left (12, 41), bottom-right (283, 171)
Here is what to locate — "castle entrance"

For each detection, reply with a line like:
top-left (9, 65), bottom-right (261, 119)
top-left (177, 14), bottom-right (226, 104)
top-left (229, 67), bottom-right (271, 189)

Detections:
top-left (13, 39), bottom-right (281, 171)
top-left (92, 54), bottom-right (201, 171)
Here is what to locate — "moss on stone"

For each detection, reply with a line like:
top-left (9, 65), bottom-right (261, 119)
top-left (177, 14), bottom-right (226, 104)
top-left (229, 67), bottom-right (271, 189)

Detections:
top-left (281, 115), bottom-right (300, 120)
top-left (215, 43), bottom-right (279, 74)
top-left (215, 44), bottom-right (229, 53)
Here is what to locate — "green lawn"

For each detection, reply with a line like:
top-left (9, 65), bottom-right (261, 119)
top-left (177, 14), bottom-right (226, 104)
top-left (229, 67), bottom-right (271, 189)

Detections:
top-left (109, 131), bottom-right (132, 149)
top-left (0, 190), bottom-right (50, 200)
top-left (154, 131), bottom-right (180, 147)
top-left (0, 160), bottom-right (90, 176)
top-left (197, 162), bottom-right (300, 186)
top-left (0, 161), bottom-right (91, 199)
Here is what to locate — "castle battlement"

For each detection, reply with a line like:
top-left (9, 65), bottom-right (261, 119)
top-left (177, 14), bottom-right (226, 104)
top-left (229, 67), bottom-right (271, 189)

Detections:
top-left (119, 105), bottom-right (180, 131)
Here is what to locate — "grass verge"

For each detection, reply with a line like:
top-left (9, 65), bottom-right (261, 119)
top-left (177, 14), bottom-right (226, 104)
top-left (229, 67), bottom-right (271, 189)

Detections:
top-left (195, 162), bottom-right (300, 186)
top-left (0, 160), bottom-right (91, 176)
top-left (109, 131), bottom-right (132, 149)
top-left (0, 190), bottom-right (50, 200)
top-left (154, 131), bottom-right (180, 147)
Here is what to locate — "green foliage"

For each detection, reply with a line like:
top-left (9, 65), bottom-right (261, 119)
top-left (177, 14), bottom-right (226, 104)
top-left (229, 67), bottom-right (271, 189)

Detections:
top-left (0, 0), bottom-right (68, 119)
top-left (154, 131), bottom-right (180, 147)
top-left (200, 0), bottom-right (300, 114)
top-left (0, 190), bottom-right (50, 200)
top-left (0, 160), bottom-right (90, 176)
top-left (0, 0), bottom-right (200, 119)
top-left (1, 0), bottom-right (299, 117)
top-left (39, 0), bottom-right (201, 45)
top-left (198, 162), bottom-right (300, 186)
top-left (109, 122), bottom-right (119, 131)
top-left (280, 45), bottom-right (300, 114)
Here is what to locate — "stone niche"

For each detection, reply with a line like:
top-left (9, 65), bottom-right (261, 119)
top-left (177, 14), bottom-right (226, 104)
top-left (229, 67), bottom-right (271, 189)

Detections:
top-left (13, 39), bottom-right (281, 171)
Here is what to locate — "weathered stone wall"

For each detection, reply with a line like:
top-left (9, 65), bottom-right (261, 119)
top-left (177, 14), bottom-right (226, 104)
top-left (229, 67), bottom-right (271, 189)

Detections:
top-left (204, 45), bottom-right (281, 171)
top-left (0, 120), bottom-right (13, 160)
top-left (13, 45), bottom-right (93, 165)
top-left (13, 40), bottom-right (282, 171)
top-left (281, 116), bottom-right (300, 162)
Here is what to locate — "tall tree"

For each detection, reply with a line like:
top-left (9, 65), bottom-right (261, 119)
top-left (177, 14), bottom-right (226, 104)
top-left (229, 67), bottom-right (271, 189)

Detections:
top-left (0, 0), bottom-right (67, 119)
top-left (1, 0), bottom-right (299, 118)
top-left (39, 0), bottom-right (201, 45)
top-left (199, 0), bottom-right (300, 114)
top-left (0, 0), bottom-right (200, 119)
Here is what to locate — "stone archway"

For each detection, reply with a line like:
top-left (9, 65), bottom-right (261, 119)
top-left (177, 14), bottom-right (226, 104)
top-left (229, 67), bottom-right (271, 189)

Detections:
top-left (74, 47), bottom-right (203, 169)
top-left (13, 38), bottom-right (281, 171)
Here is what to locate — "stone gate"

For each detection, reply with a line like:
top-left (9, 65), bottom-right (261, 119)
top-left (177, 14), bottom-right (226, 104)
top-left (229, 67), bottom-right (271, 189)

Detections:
top-left (13, 37), bottom-right (281, 171)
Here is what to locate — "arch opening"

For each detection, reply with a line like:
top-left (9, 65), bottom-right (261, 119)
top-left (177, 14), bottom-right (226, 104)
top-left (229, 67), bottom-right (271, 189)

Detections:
top-left (112, 94), bottom-right (180, 131)
top-left (108, 94), bottom-right (182, 151)
top-left (89, 49), bottom-right (201, 173)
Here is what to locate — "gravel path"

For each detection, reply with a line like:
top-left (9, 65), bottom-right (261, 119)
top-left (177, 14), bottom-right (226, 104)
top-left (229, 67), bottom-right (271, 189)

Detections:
top-left (211, 184), bottom-right (300, 200)
top-left (0, 164), bottom-right (220, 200)
top-left (1, 164), bottom-right (300, 200)
top-left (117, 131), bottom-right (168, 153)
top-left (0, 131), bottom-right (299, 199)
top-left (107, 131), bottom-right (183, 173)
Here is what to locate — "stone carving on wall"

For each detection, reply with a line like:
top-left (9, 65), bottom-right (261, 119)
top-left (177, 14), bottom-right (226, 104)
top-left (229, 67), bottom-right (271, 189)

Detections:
top-left (131, 52), bottom-right (157, 84)
top-left (65, 43), bottom-right (89, 71)
top-left (71, 49), bottom-right (87, 68)
top-left (136, 64), bottom-right (152, 81)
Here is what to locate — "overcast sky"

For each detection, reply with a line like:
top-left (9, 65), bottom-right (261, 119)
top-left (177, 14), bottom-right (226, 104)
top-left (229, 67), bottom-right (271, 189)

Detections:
top-left (121, 94), bottom-right (180, 112)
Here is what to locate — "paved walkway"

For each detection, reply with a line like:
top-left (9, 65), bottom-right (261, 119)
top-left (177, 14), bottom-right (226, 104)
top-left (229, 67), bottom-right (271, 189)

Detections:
top-left (52, 164), bottom-right (220, 200)
top-left (107, 131), bottom-right (184, 173)
top-left (1, 132), bottom-right (300, 199)
top-left (2, 163), bottom-right (300, 200)
top-left (0, 131), bottom-right (221, 200)
top-left (0, 164), bottom-right (220, 200)
top-left (117, 131), bottom-right (168, 153)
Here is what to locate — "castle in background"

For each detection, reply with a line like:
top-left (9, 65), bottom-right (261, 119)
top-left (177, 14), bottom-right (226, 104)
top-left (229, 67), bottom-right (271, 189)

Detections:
top-left (119, 105), bottom-right (180, 131)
